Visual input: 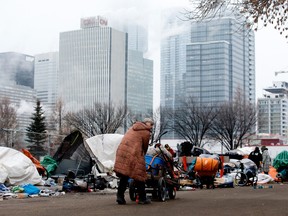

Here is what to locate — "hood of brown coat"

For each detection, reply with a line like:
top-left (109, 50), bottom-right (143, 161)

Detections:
top-left (132, 121), bottom-right (152, 131)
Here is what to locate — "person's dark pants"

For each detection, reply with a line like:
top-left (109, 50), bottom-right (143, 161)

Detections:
top-left (117, 175), bottom-right (129, 201)
top-left (117, 174), bottom-right (147, 201)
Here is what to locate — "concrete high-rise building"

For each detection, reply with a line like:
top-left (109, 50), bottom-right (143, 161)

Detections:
top-left (59, 16), bottom-right (128, 112)
top-left (34, 52), bottom-right (59, 129)
top-left (160, 10), bottom-right (255, 138)
top-left (258, 81), bottom-right (288, 136)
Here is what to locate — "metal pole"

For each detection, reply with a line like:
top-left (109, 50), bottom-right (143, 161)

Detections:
top-left (47, 134), bottom-right (51, 156)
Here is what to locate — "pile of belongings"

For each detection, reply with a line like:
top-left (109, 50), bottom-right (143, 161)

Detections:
top-left (146, 144), bottom-right (173, 160)
top-left (187, 154), bottom-right (220, 189)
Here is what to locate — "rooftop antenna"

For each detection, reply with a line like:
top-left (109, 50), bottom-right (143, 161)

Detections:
top-left (275, 71), bottom-right (288, 76)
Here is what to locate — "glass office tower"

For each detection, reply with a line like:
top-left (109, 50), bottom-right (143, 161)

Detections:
top-left (160, 11), bottom-right (255, 138)
top-left (0, 52), bottom-right (36, 141)
top-left (0, 52), bottom-right (34, 88)
top-left (127, 50), bottom-right (153, 115)
top-left (34, 52), bottom-right (59, 129)
top-left (184, 17), bottom-right (255, 105)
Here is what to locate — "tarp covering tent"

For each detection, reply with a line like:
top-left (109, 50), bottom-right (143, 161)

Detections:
top-left (225, 147), bottom-right (255, 160)
top-left (0, 147), bottom-right (43, 185)
top-left (273, 150), bottom-right (288, 169)
top-left (53, 130), bottom-right (92, 176)
top-left (227, 147), bottom-right (254, 156)
top-left (85, 134), bottom-right (124, 174)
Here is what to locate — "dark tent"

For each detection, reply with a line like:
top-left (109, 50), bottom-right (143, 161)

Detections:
top-left (53, 130), bottom-right (92, 176)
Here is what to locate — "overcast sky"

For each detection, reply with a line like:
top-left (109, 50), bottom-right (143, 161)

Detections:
top-left (1, 0), bottom-right (288, 106)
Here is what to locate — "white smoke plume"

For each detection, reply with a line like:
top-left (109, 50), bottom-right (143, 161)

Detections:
top-left (17, 100), bottom-right (34, 115)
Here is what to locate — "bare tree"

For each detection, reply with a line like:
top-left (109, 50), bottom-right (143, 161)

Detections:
top-left (45, 98), bottom-right (73, 155)
top-left (185, 0), bottom-right (288, 38)
top-left (49, 98), bottom-right (74, 135)
top-left (120, 107), bottom-right (172, 145)
top-left (126, 110), bottom-right (149, 126)
top-left (64, 102), bottom-right (129, 137)
top-left (150, 106), bottom-right (173, 145)
top-left (211, 91), bottom-right (257, 150)
top-left (171, 97), bottom-right (217, 147)
top-left (0, 97), bottom-right (17, 147)
top-left (49, 98), bottom-right (65, 134)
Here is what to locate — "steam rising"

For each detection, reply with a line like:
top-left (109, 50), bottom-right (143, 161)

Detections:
top-left (17, 100), bottom-right (34, 115)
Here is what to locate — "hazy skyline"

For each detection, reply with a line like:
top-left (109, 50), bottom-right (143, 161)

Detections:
top-left (1, 0), bottom-right (288, 107)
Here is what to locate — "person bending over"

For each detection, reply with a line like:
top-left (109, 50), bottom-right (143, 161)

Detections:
top-left (114, 118), bottom-right (154, 205)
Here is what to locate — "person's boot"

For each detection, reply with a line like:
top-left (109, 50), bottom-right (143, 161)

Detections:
top-left (116, 176), bottom-right (128, 205)
top-left (138, 197), bottom-right (151, 204)
top-left (137, 181), bottom-right (150, 204)
top-left (116, 194), bottom-right (126, 205)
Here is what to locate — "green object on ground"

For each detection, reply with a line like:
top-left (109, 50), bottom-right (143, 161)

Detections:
top-left (11, 186), bottom-right (24, 193)
top-left (41, 155), bottom-right (58, 176)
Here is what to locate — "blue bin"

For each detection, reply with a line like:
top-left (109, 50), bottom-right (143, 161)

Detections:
top-left (145, 155), bottom-right (166, 175)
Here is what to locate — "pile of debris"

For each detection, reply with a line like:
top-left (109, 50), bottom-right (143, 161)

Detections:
top-left (0, 131), bottom-right (124, 201)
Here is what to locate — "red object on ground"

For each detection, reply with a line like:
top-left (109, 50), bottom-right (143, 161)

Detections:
top-left (182, 156), bottom-right (187, 171)
top-left (220, 156), bottom-right (224, 177)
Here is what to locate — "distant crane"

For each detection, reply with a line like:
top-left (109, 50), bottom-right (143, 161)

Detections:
top-left (275, 71), bottom-right (288, 76)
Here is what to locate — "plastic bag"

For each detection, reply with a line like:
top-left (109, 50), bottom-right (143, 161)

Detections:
top-left (22, 184), bottom-right (40, 195)
top-left (41, 156), bottom-right (58, 176)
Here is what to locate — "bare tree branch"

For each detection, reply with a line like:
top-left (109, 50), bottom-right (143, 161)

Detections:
top-left (152, 106), bottom-right (174, 144)
top-left (64, 102), bottom-right (129, 137)
top-left (0, 97), bottom-right (18, 146)
top-left (186, 0), bottom-right (288, 38)
top-left (172, 97), bottom-right (217, 147)
top-left (211, 90), bottom-right (257, 150)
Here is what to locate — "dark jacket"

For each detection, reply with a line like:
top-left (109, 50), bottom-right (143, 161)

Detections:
top-left (248, 148), bottom-right (262, 168)
top-left (113, 122), bottom-right (152, 182)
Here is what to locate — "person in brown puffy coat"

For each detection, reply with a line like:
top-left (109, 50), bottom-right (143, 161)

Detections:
top-left (114, 118), bottom-right (154, 205)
